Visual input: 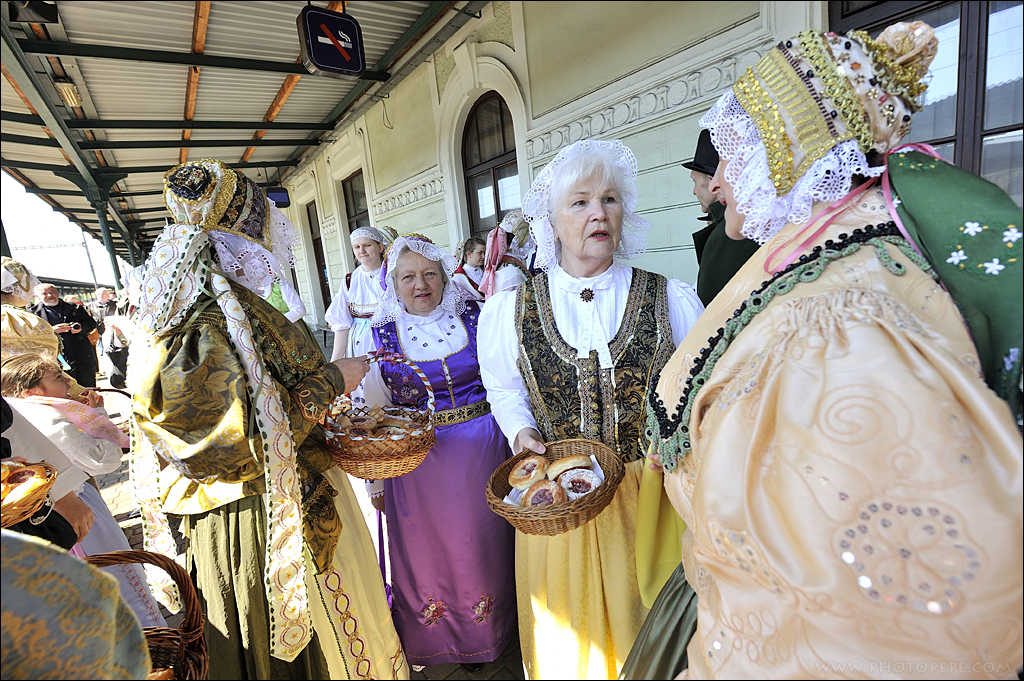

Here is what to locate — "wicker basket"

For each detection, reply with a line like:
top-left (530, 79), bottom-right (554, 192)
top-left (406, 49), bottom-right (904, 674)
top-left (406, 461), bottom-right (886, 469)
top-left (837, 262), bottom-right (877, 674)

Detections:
top-left (325, 354), bottom-right (436, 480)
top-left (1, 462), bottom-right (58, 528)
top-left (485, 439), bottom-right (625, 536)
top-left (84, 550), bottom-right (208, 680)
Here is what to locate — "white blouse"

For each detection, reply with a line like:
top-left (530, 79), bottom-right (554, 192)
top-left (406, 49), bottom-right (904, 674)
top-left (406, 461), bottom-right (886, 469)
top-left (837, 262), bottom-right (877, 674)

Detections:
top-left (463, 265), bottom-right (484, 285)
top-left (358, 306), bottom-right (471, 409)
top-left (324, 266), bottom-right (384, 331)
top-left (478, 262), bottom-right (704, 445)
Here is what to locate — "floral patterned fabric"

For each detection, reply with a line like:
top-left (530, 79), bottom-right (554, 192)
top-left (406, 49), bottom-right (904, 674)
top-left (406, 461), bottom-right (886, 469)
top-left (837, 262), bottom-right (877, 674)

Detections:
top-left (1, 529), bottom-right (152, 680)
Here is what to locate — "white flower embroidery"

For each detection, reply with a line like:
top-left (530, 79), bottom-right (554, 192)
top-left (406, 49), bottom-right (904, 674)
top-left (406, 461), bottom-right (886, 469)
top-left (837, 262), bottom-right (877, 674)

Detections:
top-left (946, 249), bottom-right (967, 265)
top-left (891, 195), bottom-right (902, 207)
top-left (963, 221), bottom-right (983, 236)
top-left (1003, 227), bottom-right (1021, 244)
top-left (982, 258), bottom-right (1005, 275)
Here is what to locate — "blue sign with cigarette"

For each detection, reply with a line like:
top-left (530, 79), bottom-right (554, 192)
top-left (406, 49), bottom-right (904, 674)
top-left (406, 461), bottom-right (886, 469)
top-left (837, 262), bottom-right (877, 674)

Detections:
top-left (297, 5), bottom-right (365, 77)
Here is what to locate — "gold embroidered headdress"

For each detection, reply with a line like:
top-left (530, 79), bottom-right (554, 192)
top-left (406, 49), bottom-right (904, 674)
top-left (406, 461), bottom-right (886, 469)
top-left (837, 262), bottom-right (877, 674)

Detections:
top-left (702, 22), bottom-right (937, 243)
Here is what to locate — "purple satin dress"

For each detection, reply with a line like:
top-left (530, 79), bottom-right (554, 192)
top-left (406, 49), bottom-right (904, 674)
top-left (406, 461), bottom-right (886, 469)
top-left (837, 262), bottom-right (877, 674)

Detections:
top-left (373, 303), bottom-right (516, 666)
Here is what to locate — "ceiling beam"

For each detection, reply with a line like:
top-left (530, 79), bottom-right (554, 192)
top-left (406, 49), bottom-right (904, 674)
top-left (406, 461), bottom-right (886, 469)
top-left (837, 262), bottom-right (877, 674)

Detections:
top-left (17, 38), bottom-right (390, 81)
top-left (3, 159), bottom-right (300, 174)
top-left (240, 0), bottom-right (348, 164)
top-left (83, 138), bottom-right (317, 150)
top-left (23, 186), bottom-right (165, 198)
top-left (2, 111), bottom-right (333, 130)
top-left (180, 1), bottom-right (211, 163)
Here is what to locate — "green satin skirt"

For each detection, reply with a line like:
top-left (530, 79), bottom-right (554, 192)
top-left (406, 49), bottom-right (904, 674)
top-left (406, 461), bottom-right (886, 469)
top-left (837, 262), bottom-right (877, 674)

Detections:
top-left (619, 562), bottom-right (698, 680)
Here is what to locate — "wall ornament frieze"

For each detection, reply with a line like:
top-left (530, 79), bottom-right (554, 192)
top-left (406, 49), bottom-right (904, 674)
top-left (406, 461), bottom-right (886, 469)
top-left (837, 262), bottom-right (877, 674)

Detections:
top-left (524, 41), bottom-right (774, 161)
top-left (371, 175), bottom-right (445, 217)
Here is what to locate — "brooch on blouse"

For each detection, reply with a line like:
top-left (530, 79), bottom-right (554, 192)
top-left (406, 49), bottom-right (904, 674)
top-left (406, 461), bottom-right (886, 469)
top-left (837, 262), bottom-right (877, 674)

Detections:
top-left (580, 288), bottom-right (595, 303)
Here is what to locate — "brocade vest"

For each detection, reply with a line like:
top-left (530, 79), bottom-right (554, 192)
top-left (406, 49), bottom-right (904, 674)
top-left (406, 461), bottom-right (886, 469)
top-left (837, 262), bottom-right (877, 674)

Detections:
top-left (514, 268), bottom-right (674, 463)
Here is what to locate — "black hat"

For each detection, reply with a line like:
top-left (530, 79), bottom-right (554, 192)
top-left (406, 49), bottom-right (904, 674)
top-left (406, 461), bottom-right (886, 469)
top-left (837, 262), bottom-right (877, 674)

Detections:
top-left (681, 129), bottom-right (719, 177)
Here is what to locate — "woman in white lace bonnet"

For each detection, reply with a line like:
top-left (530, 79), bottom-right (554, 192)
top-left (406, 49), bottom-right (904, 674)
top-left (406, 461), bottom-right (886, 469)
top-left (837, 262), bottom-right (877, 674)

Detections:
top-left (357, 236), bottom-right (517, 673)
top-left (325, 225), bottom-right (396, 363)
top-left (477, 139), bottom-right (704, 679)
top-left (632, 22), bottom-right (1024, 680)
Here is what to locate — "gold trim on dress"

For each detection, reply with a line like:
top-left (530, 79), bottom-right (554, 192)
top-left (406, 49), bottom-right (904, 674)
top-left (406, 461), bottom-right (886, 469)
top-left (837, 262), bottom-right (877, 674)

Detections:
top-left (433, 400), bottom-right (490, 426)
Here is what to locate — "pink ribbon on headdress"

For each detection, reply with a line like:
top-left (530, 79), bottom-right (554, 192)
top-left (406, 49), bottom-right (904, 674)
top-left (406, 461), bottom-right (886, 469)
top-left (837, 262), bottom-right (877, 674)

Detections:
top-left (24, 395), bottom-right (129, 448)
top-left (765, 143), bottom-right (945, 275)
top-left (478, 227), bottom-right (509, 300)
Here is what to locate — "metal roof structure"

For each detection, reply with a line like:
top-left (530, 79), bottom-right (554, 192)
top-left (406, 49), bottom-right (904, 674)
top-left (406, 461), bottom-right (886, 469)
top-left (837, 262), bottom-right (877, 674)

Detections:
top-left (1, 0), bottom-right (485, 287)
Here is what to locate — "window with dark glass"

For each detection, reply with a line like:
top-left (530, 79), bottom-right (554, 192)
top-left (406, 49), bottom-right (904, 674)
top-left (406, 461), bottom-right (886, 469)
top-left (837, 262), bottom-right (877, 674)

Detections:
top-left (463, 92), bottom-right (521, 239)
top-left (830, 1), bottom-right (1023, 207)
top-left (342, 170), bottom-right (371, 235)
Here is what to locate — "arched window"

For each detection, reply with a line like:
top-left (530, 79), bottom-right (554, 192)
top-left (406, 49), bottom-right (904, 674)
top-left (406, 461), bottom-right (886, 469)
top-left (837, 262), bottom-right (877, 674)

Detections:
top-left (462, 92), bottom-right (520, 238)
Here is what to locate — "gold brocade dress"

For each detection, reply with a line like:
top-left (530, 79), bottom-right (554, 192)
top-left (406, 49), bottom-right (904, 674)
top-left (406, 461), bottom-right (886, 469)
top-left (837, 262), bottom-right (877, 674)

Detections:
top-left (513, 269), bottom-right (676, 679)
top-left (2, 304), bottom-right (83, 397)
top-left (653, 189), bottom-right (1023, 679)
top-left (132, 285), bottom-right (407, 680)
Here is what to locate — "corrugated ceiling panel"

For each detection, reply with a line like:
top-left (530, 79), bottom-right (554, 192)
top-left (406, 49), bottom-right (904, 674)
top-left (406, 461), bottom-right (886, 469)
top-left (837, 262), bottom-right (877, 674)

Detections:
top-left (58, 1), bottom-right (195, 52)
top-left (1, 76), bottom-right (34, 114)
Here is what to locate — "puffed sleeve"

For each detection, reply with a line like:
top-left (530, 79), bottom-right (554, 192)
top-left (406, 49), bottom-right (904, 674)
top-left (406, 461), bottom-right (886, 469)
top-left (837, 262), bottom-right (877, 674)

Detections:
top-left (324, 283), bottom-right (352, 332)
top-left (478, 290), bottom-right (538, 444)
top-left (666, 279), bottom-right (704, 346)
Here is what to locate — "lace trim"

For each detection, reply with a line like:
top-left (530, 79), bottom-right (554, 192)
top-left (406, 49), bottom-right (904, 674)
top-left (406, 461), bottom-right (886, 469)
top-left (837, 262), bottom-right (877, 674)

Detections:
top-left (521, 139), bottom-right (651, 271)
top-left (371, 237), bottom-right (469, 327)
top-left (701, 92), bottom-right (884, 244)
top-left (648, 222), bottom-right (938, 472)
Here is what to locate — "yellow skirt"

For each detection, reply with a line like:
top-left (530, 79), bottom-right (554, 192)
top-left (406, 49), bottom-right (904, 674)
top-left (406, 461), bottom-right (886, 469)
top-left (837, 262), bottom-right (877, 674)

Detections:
top-left (321, 468), bottom-right (409, 680)
top-left (516, 459), bottom-right (648, 680)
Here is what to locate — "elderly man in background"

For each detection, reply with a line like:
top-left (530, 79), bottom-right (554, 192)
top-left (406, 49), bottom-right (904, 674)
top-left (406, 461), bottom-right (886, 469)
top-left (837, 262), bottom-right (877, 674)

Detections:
top-left (685, 128), bottom-right (760, 307)
top-left (89, 288), bottom-right (129, 389)
top-left (29, 283), bottom-right (98, 388)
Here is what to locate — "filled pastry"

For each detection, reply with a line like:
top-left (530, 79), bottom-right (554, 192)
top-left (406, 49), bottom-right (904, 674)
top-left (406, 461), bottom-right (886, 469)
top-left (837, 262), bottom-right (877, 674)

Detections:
top-left (521, 479), bottom-right (566, 507)
top-left (546, 454), bottom-right (592, 481)
top-left (508, 455), bottom-right (549, 491)
top-left (557, 468), bottom-right (602, 500)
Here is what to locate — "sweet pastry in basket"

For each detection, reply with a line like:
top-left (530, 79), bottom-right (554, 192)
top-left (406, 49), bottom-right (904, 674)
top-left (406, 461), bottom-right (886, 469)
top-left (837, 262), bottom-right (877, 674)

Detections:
top-left (2, 463), bottom-right (51, 506)
top-left (521, 479), bottom-right (566, 507)
top-left (349, 416), bottom-right (378, 431)
top-left (557, 468), bottom-right (602, 500)
top-left (546, 454), bottom-right (592, 480)
top-left (347, 427), bottom-right (373, 439)
top-left (509, 455), bottom-right (549, 491)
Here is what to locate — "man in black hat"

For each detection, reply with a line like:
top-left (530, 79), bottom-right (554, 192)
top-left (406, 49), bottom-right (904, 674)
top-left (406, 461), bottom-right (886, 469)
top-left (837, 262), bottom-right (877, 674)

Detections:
top-left (683, 129), bottom-right (760, 307)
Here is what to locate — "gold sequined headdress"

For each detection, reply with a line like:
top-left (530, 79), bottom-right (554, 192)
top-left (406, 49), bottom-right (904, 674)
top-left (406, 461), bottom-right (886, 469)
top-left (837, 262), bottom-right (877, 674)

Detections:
top-left (732, 22), bottom-right (938, 197)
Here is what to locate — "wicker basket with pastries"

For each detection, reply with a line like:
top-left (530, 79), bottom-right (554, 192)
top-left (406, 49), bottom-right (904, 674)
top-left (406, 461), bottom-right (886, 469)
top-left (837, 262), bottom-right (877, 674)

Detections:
top-left (324, 353), bottom-right (436, 480)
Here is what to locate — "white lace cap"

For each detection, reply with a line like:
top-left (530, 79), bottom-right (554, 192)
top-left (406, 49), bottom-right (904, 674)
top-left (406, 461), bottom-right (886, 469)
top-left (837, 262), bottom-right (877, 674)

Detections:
top-left (522, 139), bottom-right (652, 271)
top-left (701, 91), bottom-right (883, 244)
top-left (208, 200), bottom-right (301, 300)
top-left (371, 236), bottom-right (469, 327)
top-left (350, 226), bottom-right (392, 246)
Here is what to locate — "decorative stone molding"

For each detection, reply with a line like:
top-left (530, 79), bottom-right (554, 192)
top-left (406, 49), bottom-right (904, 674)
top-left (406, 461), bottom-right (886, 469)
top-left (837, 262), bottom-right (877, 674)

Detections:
top-left (321, 214), bottom-right (338, 237)
top-left (525, 41), bottom-right (774, 160)
top-left (371, 175), bottom-right (445, 217)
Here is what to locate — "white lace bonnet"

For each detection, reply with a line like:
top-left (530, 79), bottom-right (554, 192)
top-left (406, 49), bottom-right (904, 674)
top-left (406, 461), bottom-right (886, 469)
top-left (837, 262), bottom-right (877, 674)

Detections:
top-left (701, 22), bottom-right (938, 243)
top-left (522, 139), bottom-right (652, 271)
top-left (350, 225), bottom-right (394, 246)
top-left (371, 236), bottom-right (469, 326)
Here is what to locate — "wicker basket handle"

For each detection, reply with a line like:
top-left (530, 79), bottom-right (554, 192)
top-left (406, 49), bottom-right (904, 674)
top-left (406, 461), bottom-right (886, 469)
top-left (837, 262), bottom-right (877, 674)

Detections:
top-left (83, 550), bottom-right (204, 641)
top-left (366, 352), bottom-right (436, 419)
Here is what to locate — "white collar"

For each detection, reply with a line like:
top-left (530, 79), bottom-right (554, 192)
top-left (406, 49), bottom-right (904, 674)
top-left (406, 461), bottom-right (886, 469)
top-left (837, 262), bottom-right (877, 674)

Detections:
top-left (398, 304), bottom-right (447, 325)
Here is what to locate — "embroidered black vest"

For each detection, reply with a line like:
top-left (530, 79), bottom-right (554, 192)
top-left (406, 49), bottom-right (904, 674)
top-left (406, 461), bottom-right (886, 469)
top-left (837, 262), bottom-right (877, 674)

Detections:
top-left (514, 268), bottom-right (674, 463)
